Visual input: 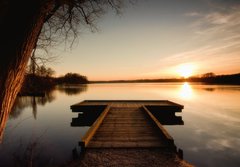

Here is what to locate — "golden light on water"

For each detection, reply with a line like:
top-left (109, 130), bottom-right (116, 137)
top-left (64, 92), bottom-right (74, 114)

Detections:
top-left (179, 82), bottom-right (193, 100)
top-left (176, 63), bottom-right (195, 78)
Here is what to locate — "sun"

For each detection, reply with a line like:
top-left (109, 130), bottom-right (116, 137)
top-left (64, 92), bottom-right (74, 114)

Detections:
top-left (176, 64), bottom-right (195, 78)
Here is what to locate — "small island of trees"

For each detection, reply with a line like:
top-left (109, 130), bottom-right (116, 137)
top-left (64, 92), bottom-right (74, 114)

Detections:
top-left (19, 65), bottom-right (88, 96)
top-left (57, 73), bottom-right (88, 84)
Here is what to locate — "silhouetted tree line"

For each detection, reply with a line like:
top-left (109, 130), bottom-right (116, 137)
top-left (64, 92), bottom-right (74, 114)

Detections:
top-left (19, 65), bottom-right (55, 95)
top-left (91, 78), bottom-right (184, 83)
top-left (57, 73), bottom-right (88, 84)
top-left (91, 72), bottom-right (240, 85)
top-left (19, 65), bottom-right (88, 96)
top-left (19, 74), bottom-right (55, 96)
top-left (188, 73), bottom-right (240, 84)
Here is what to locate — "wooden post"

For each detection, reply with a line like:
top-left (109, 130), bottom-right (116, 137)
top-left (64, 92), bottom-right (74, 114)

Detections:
top-left (178, 148), bottom-right (183, 159)
top-left (79, 141), bottom-right (86, 153)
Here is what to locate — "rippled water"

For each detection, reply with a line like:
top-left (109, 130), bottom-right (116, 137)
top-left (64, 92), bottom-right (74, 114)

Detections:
top-left (0, 83), bottom-right (239, 167)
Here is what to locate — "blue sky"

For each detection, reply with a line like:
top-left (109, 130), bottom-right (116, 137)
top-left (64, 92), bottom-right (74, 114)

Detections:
top-left (49, 0), bottom-right (240, 80)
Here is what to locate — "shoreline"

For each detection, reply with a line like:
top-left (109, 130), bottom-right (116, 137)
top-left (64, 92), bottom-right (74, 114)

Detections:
top-left (66, 148), bottom-right (194, 167)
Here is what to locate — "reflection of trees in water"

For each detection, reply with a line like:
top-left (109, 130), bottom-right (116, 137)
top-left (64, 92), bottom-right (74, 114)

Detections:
top-left (204, 88), bottom-right (215, 92)
top-left (203, 86), bottom-right (240, 92)
top-left (10, 84), bottom-right (87, 120)
top-left (57, 84), bottom-right (87, 96)
top-left (36, 90), bottom-right (56, 106)
top-left (10, 90), bottom-right (56, 120)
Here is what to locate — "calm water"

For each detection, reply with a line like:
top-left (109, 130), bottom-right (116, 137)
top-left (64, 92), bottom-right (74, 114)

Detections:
top-left (0, 83), bottom-right (240, 167)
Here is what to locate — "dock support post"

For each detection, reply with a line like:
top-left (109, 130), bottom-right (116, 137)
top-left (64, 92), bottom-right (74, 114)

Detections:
top-left (78, 141), bottom-right (86, 159)
top-left (178, 148), bottom-right (183, 159)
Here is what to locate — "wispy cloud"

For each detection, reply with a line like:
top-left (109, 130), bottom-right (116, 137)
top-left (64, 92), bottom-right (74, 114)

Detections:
top-left (160, 6), bottom-right (240, 75)
top-left (190, 6), bottom-right (240, 34)
top-left (184, 12), bottom-right (202, 17)
top-left (206, 138), bottom-right (240, 151)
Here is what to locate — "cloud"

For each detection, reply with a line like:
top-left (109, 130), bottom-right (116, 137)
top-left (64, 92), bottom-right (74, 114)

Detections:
top-left (140, 35), bottom-right (240, 77)
top-left (191, 6), bottom-right (240, 32)
top-left (206, 138), bottom-right (240, 151)
top-left (207, 0), bottom-right (240, 10)
top-left (156, 6), bottom-right (240, 75)
top-left (185, 12), bottom-right (202, 17)
top-left (205, 12), bottom-right (231, 24)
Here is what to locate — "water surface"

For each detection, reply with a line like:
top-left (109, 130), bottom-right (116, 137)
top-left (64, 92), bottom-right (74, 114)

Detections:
top-left (0, 83), bottom-right (240, 167)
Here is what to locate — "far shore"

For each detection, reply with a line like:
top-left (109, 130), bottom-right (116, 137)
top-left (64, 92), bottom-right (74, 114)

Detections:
top-left (89, 72), bottom-right (240, 85)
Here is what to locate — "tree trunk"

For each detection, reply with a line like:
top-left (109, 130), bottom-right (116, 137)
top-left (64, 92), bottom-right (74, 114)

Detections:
top-left (0, 1), bottom-right (55, 142)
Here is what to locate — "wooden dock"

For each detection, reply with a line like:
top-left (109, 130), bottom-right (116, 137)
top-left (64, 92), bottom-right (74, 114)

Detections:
top-left (71, 100), bottom-right (183, 152)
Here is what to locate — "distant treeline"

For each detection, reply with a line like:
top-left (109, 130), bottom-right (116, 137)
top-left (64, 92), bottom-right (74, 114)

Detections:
top-left (188, 73), bottom-right (240, 84)
top-left (90, 78), bottom-right (183, 83)
top-left (90, 73), bottom-right (240, 85)
top-left (19, 72), bottom-right (88, 96)
top-left (19, 71), bottom-right (240, 96)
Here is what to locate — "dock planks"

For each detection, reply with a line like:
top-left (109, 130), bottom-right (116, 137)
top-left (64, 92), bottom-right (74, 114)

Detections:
top-left (88, 107), bottom-right (168, 148)
top-left (71, 100), bottom-right (183, 150)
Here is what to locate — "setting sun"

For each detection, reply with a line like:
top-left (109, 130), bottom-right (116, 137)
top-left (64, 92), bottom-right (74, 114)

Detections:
top-left (176, 64), bottom-right (195, 78)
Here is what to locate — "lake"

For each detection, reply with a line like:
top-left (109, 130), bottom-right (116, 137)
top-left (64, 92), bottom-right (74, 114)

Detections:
top-left (0, 82), bottom-right (240, 167)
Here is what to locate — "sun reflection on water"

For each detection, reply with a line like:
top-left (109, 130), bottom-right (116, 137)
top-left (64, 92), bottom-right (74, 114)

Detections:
top-left (179, 82), bottom-right (193, 100)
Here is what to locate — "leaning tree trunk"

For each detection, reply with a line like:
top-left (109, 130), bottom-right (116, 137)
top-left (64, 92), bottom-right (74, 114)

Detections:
top-left (0, 1), bottom-right (55, 142)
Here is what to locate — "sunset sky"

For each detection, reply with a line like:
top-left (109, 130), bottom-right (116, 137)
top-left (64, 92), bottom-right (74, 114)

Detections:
top-left (50, 0), bottom-right (240, 80)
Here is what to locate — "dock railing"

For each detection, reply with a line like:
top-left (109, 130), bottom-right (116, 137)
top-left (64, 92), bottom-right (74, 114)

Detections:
top-left (79, 105), bottom-right (111, 152)
top-left (142, 105), bottom-right (174, 145)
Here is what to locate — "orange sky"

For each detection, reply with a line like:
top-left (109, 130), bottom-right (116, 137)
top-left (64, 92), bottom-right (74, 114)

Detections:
top-left (44, 0), bottom-right (240, 80)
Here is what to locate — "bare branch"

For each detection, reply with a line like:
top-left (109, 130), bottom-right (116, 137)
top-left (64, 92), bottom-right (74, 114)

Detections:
top-left (30, 0), bottom-right (125, 69)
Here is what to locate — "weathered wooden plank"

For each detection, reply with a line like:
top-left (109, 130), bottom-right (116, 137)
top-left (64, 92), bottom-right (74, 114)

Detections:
top-left (91, 136), bottom-right (161, 141)
top-left (80, 105), bottom-right (111, 148)
top-left (87, 106), bottom-right (171, 148)
top-left (87, 141), bottom-right (167, 148)
top-left (95, 130), bottom-right (159, 134)
top-left (142, 106), bottom-right (174, 143)
top-left (71, 100), bottom-right (184, 111)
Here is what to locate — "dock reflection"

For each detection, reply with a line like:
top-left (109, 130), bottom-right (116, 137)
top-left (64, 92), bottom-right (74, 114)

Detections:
top-left (145, 105), bottom-right (184, 125)
top-left (71, 104), bottom-right (184, 127)
top-left (71, 105), bottom-right (107, 126)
